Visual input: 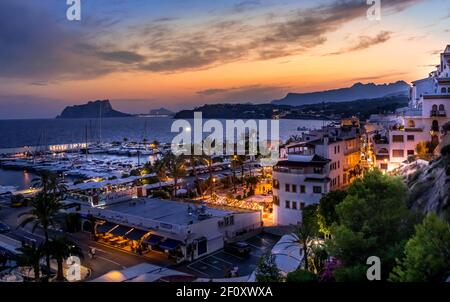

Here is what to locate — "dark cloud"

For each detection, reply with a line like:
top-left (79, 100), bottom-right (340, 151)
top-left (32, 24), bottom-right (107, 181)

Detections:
top-left (0, 0), bottom-right (424, 79)
top-left (197, 85), bottom-right (288, 103)
top-left (97, 51), bottom-right (146, 64)
top-left (232, 1), bottom-right (262, 13)
top-left (325, 31), bottom-right (392, 56)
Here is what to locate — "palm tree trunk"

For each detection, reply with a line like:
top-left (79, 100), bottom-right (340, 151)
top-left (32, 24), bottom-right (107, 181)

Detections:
top-left (44, 229), bottom-right (51, 274)
top-left (34, 265), bottom-right (40, 281)
top-left (303, 244), bottom-right (309, 271)
top-left (57, 259), bottom-right (64, 281)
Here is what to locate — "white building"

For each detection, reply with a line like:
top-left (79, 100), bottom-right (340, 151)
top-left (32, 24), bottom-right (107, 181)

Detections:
top-left (372, 45), bottom-right (450, 171)
top-left (74, 198), bottom-right (261, 263)
top-left (273, 121), bottom-right (361, 225)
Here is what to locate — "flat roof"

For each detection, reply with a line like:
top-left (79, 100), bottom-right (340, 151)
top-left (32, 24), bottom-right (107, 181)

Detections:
top-left (104, 198), bottom-right (252, 225)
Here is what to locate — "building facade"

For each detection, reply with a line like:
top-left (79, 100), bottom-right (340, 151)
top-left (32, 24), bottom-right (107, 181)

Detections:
top-left (372, 45), bottom-right (450, 171)
top-left (273, 121), bottom-right (361, 225)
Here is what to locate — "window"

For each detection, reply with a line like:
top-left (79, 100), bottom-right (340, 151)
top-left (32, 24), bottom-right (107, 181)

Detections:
top-left (300, 202), bottom-right (306, 209)
top-left (292, 201), bottom-right (297, 210)
top-left (407, 150), bottom-right (415, 156)
top-left (314, 167), bottom-right (323, 174)
top-left (337, 161), bottom-right (340, 169)
top-left (285, 184), bottom-right (290, 192)
top-left (408, 120), bottom-right (415, 128)
top-left (300, 185), bottom-right (306, 193)
top-left (273, 179), bottom-right (279, 189)
top-left (407, 135), bottom-right (415, 141)
top-left (285, 200), bottom-right (290, 209)
top-left (380, 163), bottom-right (388, 170)
top-left (313, 186), bottom-right (322, 194)
top-left (338, 145), bottom-right (340, 153)
top-left (292, 185), bottom-right (297, 193)
top-left (441, 87), bottom-right (447, 94)
top-left (273, 196), bottom-right (280, 206)
top-left (392, 150), bottom-right (405, 158)
top-left (439, 104), bottom-right (445, 111)
top-left (392, 135), bottom-right (404, 143)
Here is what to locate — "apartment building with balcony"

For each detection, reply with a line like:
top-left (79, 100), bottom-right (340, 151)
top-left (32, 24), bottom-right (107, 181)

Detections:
top-left (273, 121), bottom-right (361, 225)
top-left (371, 45), bottom-right (450, 171)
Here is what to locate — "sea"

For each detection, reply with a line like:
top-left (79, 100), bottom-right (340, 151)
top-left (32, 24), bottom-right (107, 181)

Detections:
top-left (0, 117), bottom-right (330, 189)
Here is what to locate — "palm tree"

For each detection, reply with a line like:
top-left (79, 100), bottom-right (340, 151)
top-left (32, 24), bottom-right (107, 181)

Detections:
top-left (184, 144), bottom-right (202, 196)
top-left (48, 173), bottom-right (67, 199)
top-left (288, 223), bottom-right (316, 272)
top-left (31, 170), bottom-right (52, 196)
top-left (14, 243), bottom-right (44, 281)
top-left (153, 159), bottom-right (167, 189)
top-left (164, 153), bottom-right (187, 199)
top-left (18, 194), bottom-right (62, 274)
top-left (46, 236), bottom-right (83, 281)
top-left (231, 156), bottom-right (240, 192)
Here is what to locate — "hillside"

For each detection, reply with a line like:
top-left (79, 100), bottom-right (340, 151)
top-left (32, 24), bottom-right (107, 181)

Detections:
top-left (272, 81), bottom-right (410, 106)
top-left (174, 96), bottom-right (409, 120)
top-left (57, 100), bottom-right (132, 119)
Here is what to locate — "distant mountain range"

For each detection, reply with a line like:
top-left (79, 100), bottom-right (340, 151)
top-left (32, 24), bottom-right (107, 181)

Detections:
top-left (148, 107), bottom-right (175, 116)
top-left (57, 100), bottom-right (132, 119)
top-left (271, 81), bottom-right (410, 106)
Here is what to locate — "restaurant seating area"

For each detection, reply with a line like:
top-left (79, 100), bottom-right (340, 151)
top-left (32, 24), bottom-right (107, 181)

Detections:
top-left (95, 221), bottom-right (184, 261)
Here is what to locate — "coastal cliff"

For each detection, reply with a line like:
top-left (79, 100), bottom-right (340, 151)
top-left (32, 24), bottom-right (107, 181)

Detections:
top-left (57, 100), bottom-right (131, 119)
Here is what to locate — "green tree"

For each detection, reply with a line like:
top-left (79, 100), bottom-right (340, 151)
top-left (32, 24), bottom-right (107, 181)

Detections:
top-left (389, 213), bottom-right (450, 282)
top-left (164, 153), bottom-right (187, 199)
top-left (18, 194), bottom-right (63, 274)
top-left (317, 190), bottom-right (347, 237)
top-left (286, 269), bottom-right (318, 282)
top-left (46, 236), bottom-right (84, 281)
top-left (255, 254), bottom-right (283, 282)
top-left (327, 170), bottom-right (417, 281)
top-left (153, 159), bottom-right (167, 189)
top-left (14, 243), bottom-right (44, 281)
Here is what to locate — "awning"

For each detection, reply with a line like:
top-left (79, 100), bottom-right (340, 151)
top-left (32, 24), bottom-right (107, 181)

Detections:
top-left (109, 225), bottom-right (132, 237)
top-left (96, 222), bottom-right (116, 233)
top-left (125, 229), bottom-right (148, 241)
top-left (159, 238), bottom-right (183, 250)
top-left (143, 234), bottom-right (164, 246)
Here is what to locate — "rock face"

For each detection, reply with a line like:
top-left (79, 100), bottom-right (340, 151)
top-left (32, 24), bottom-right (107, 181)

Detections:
top-left (272, 81), bottom-right (410, 106)
top-left (403, 157), bottom-right (450, 218)
top-left (57, 100), bottom-right (131, 119)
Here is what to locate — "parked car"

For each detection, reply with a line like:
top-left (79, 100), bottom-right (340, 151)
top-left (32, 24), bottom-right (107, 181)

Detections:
top-left (0, 222), bottom-right (11, 233)
top-left (224, 242), bottom-right (251, 257)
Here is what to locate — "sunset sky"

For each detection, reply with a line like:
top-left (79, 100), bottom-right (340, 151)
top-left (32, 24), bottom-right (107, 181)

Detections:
top-left (0, 0), bottom-right (449, 119)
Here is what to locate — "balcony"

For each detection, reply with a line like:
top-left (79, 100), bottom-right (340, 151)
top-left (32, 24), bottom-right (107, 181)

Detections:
top-left (430, 110), bottom-right (447, 117)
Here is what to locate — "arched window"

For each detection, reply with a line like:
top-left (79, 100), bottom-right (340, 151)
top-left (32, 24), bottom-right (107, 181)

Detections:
top-left (432, 120), bottom-right (439, 132)
top-left (441, 87), bottom-right (447, 94)
top-left (439, 104), bottom-right (445, 111)
top-left (408, 120), bottom-right (415, 128)
top-left (432, 104), bottom-right (438, 111)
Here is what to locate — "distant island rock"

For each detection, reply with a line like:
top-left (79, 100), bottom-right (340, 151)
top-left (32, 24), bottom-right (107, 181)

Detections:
top-left (57, 100), bottom-right (132, 119)
top-left (148, 107), bottom-right (175, 117)
top-left (272, 81), bottom-right (410, 106)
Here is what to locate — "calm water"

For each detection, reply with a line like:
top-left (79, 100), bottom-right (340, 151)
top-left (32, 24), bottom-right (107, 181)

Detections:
top-left (0, 117), bottom-right (330, 188)
top-left (0, 117), bottom-right (330, 149)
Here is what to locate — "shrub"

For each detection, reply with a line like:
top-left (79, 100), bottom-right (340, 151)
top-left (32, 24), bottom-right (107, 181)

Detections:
top-left (152, 190), bottom-right (170, 199)
top-left (286, 269), bottom-right (318, 282)
top-left (64, 213), bottom-right (82, 233)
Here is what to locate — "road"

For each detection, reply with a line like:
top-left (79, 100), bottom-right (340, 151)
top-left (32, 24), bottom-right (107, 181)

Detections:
top-left (0, 204), bottom-right (162, 280)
